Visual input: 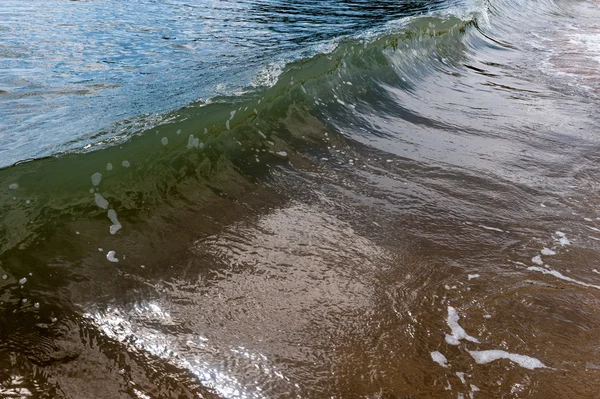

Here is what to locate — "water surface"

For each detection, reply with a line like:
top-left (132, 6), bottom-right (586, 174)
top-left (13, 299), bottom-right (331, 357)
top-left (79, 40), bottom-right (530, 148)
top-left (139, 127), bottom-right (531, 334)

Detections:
top-left (2, 0), bottom-right (600, 397)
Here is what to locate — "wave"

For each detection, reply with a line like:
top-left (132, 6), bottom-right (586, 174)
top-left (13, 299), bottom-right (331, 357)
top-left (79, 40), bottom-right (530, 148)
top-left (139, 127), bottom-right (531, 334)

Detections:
top-left (0, 0), bottom-right (580, 256)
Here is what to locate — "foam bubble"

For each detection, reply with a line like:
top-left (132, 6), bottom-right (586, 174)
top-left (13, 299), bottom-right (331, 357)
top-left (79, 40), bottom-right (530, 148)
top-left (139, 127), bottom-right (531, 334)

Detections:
top-left (187, 134), bottom-right (200, 149)
top-left (528, 266), bottom-right (600, 290)
top-left (531, 255), bottom-right (543, 265)
top-left (468, 274), bottom-right (480, 280)
top-left (161, 137), bottom-right (168, 146)
top-left (555, 231), bottom-right (570, 246)
top-left (541, 248), bottom-right (556, 256)
top-left (9, 183), bottom-right (18, 190)
top-left (106, 250), bottom-right (119, 263)
top-left (91, 173), bottom-right (102, 186)
top-left (276, 151), bottom-right (288, 157)
top-left (430, 351), bottom-right (449, 368)
top-left (107, 209), bottom-right (122, 235)
top-left (176, 129), bottom-right (181, 135)
top-left (122, 160), bottom-right (131, 168)
top-left (94, 193), bottom-right (109, 209)
top-left (479, 225), bottom-right (504, 233)
top-left (19, 277), bottom-right (27, 285)
top-left (106, 163), bottom-right (113, 171)
top-left (445, 306), bottom-right (480, 345)
top-left (468, 350), bottom-right (546, 370)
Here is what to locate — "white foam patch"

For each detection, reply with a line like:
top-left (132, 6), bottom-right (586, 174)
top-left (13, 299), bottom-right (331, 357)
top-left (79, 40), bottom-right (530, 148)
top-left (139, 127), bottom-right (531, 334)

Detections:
top-left (251, 61), bottom-right (287, 88)
top-left (479, 225), bottom-right (504, 233)
top-left (91, 172), bottom-right (102, 186)
top-left (94, 193), bottom-right (109, 209)
top-left (445, 306), bottom-right (480, 345)
top-left (468, 350), bottom-right (546, 370)
top-left (187, 134), bottom-right (200, 149)
top-left (528, 266), bottom-right (600, 290)
top-left (468, 274), bottom-right (480, 280)
top-left (9, 183), bottom-right (18, 190)
top-left (456, 371), bottom-right (466, 384)
top-left (106, 250), bottom-right (119, 263)
top-left (431, 351), bottom-right (449, 368)
top-left (132, 388), bottom-right (151, 399)
top-left (555, 231), bottom-right (570, 246)
top-left (107, 209), bottom-right (122, 235)
top-left (106, 163), bottom-right (113, 171)
top-left (593, 269), bottom-right (600, 275)
top-left (122, 160), bottom-right (131, 168)
top-left (161, 137), bottom-right (169, 146)
top-left (541, 248), bottom-right (556, 256)
top-left (258, 130), bottom-right (266, 139)
top-left (276, 151), bottom-right (288, 157)
top-left (531, 255), bottom-right (543, 266)
top-left (226, 120), bottom-right (230, 130)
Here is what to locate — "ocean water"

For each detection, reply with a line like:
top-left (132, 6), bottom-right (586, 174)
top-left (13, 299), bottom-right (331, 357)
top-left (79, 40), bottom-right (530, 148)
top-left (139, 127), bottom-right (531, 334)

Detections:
top-left (1, 0), bottom-right (600, 397)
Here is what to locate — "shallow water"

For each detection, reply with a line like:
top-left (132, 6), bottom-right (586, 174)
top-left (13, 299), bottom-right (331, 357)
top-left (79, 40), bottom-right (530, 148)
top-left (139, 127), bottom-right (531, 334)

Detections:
top-left (2, 0), bottom-right (600, 398)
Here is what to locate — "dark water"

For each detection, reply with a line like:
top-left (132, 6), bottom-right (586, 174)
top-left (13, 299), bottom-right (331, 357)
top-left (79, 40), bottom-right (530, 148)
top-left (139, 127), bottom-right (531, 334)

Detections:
top-left (2, 0), bottom-right (600, 397)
